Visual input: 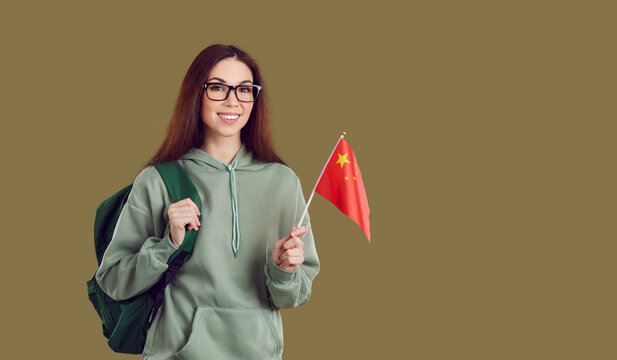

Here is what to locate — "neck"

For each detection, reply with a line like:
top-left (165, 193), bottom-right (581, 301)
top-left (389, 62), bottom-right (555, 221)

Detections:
top-left (200, 134), bottom-right (242, 165)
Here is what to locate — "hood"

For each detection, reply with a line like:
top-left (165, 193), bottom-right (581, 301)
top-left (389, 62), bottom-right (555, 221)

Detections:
top-left (179, 144), bottom-right (269, 257)
top-left (180, 144), bottom-right (269, 172)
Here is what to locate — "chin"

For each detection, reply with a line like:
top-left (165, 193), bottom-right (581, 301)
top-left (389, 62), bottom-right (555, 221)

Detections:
top-left (206, 126), bottom-right (243, 140)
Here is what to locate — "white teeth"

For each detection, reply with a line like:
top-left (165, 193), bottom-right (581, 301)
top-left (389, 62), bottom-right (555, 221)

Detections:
top-left (219, 114), bottom-right (240, 120)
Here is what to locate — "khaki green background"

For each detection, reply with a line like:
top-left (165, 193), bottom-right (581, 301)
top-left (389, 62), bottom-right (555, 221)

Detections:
top-left (1, 0), bottom-right (614, 359)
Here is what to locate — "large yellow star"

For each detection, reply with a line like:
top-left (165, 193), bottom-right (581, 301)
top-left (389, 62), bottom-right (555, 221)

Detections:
top-left (336, 153), bottom-right (351, 168)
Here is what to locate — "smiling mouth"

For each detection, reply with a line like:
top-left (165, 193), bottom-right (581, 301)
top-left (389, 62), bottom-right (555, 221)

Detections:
top-left (218, 113), bottom-right (240, 120)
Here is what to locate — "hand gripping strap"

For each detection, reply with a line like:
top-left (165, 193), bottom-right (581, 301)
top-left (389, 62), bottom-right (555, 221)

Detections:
top-left (148, 161), bottom-right (202, 329)
top-left (155, 160), bottom-right (202, 263)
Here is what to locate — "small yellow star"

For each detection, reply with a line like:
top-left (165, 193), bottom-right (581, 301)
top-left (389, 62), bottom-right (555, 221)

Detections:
top-left (336, 153), bottom-right (351, 168)
top-left (344, 176), bottom-right (349, 180)
top-left (353, 176), bottom-right (356, 180)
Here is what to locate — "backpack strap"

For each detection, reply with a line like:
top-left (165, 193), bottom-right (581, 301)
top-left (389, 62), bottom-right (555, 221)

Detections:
top-left (147, 160), bottom-right (202, 329)
top-left (155, 160), bottom-right (202, 263)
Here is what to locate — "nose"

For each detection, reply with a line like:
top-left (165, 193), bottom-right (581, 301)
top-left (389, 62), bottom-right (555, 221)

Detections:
top-left (223, 88), bottom-right (240, 107)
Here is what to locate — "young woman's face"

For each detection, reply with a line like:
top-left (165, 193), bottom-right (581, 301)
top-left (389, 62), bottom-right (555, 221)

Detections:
top-left (201, 58), bottom-right (255, 143)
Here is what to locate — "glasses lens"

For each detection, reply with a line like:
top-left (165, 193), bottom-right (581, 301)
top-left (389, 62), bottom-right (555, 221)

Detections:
top-left (206, 84), bottom-right (230, 100)
top-left (236, 85), bottom-right (257, 102)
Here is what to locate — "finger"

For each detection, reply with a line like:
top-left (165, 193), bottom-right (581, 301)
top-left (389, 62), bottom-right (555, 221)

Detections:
top-left (280, 259), bottom-right (300, 271)
top-left (279, 232), bottom-right (293, 244)
top-left (290, 225), bottom-right (306, 237)
top-left (188, 220), bottom-right (200, 231)
top-left (282, 246), bottom-right (304, 259)
top-left (173, 215), bottom-right (200, 230)
top-left (282, 248), bottom-right (303, 260)
top-left (290, 226), bottom-right (308, 238)
top-left (173, 198), bottom-right (200, 217)
top-left (171, 199), bottom-right (192, 209)
top-left (170, 208), bottom-right (200, 219)
top-left (189, 215), bottom-right (200, 231)
top-left (283, 237), bottom-right (304, 250)
top-left (186, 198), bottom-right (201, 217)
top-left (282, 265), bottom-right (300, 272)
top-left (274, 228), bottom-right (298, 253)
top-left (169, 207), bottom-right (195, 215)
top-left (280, 248), bottom-right (304, 264)
top-left (272, 238), bottom-right (284, 248)
top-left (270, 241), bottom-right (284, 259)
top-left (283, 237), bottom-right (301, 250)
top-left (282, 249), bottom-right (296, 260)
top-left (286, 254), bottom-right (304, 265)
top-left (170, 212), bottom-right (198, 228)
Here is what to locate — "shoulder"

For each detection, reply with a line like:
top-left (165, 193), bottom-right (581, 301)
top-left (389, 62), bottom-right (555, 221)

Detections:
top-left (266, 162), bottom-right (299, 179)
top-left (127, 166), bottom-right (168, 211)
top-left (133, 165), bottom-right (165, 189)
top-left (259, 162), bottom-right (302, 188)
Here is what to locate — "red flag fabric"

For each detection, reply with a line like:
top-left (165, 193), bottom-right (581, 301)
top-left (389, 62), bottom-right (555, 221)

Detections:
top-left (315, 139), bottom-right (371, 242)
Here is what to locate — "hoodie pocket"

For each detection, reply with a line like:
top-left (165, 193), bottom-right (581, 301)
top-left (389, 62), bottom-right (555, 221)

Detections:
top-left (174, 306), bottom-right (283, 360)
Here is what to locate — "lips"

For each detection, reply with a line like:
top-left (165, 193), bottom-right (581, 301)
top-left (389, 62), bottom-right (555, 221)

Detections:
top-left (217, 112), bottom-right (241, 124)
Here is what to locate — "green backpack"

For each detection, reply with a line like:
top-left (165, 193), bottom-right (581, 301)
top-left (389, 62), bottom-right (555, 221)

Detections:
top-left (86, 161), bottom-right (202, 354)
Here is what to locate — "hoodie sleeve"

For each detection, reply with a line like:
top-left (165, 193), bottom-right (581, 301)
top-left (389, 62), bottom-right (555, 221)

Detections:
top-left (265, 175), bottom-right (320, 309)
top-left (95, 167), bottom-right (178, 301)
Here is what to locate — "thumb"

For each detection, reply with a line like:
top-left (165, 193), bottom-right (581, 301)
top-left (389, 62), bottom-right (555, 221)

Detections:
top-left (274, 227), bottom-right (295, 249)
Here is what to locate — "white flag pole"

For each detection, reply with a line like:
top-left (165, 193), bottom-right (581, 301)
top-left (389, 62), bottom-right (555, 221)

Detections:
top-left (296, 132), bottom-right (346, 228)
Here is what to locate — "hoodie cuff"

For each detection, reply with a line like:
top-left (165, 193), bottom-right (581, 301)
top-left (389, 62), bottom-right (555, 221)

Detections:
top-left (141, 227), bottom-right (178, 264)
top-left (266, 255), bottom-right (298, 284)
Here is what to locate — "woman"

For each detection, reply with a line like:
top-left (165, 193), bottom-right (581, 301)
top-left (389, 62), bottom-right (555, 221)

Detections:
top-left (95, 44), bottom-right (320, 360)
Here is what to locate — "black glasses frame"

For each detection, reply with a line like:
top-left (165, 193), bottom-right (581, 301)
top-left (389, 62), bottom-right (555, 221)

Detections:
top-left (203, 82), bottom-right (262, 102)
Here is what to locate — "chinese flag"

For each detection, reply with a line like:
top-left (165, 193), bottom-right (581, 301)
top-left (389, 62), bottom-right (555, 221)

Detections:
top-left (315, 139), bottom-right (371, 242)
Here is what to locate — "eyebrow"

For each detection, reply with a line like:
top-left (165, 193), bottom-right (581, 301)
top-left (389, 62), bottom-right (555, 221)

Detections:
top-left (208, 77), bottom-right (253, 85)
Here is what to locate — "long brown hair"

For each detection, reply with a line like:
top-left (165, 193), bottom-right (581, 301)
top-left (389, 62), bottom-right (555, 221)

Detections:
top-left (145, 44), bottom-right (285, 168)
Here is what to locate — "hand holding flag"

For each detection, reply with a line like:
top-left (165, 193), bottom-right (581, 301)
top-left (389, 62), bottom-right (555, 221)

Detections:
top-left (270, 225), bottom-right (307, 271)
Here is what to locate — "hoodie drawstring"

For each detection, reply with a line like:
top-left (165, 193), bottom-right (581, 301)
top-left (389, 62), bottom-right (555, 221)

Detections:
top-left (227, 161), bottom-right (240, 257)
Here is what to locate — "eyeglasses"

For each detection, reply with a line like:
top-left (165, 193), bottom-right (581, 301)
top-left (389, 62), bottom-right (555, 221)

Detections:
top-left (203, 82), bottom-right (262, 102)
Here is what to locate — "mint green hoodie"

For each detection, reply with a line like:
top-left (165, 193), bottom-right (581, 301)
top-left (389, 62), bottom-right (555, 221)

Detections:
top-left (95, 144), bottom-right (320, 359)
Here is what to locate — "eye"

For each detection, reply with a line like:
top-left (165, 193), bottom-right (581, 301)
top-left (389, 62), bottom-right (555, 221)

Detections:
top-left (238, 86), bottom-right (252, 93)
top-left (209, 84), bottom-right (226, 92)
